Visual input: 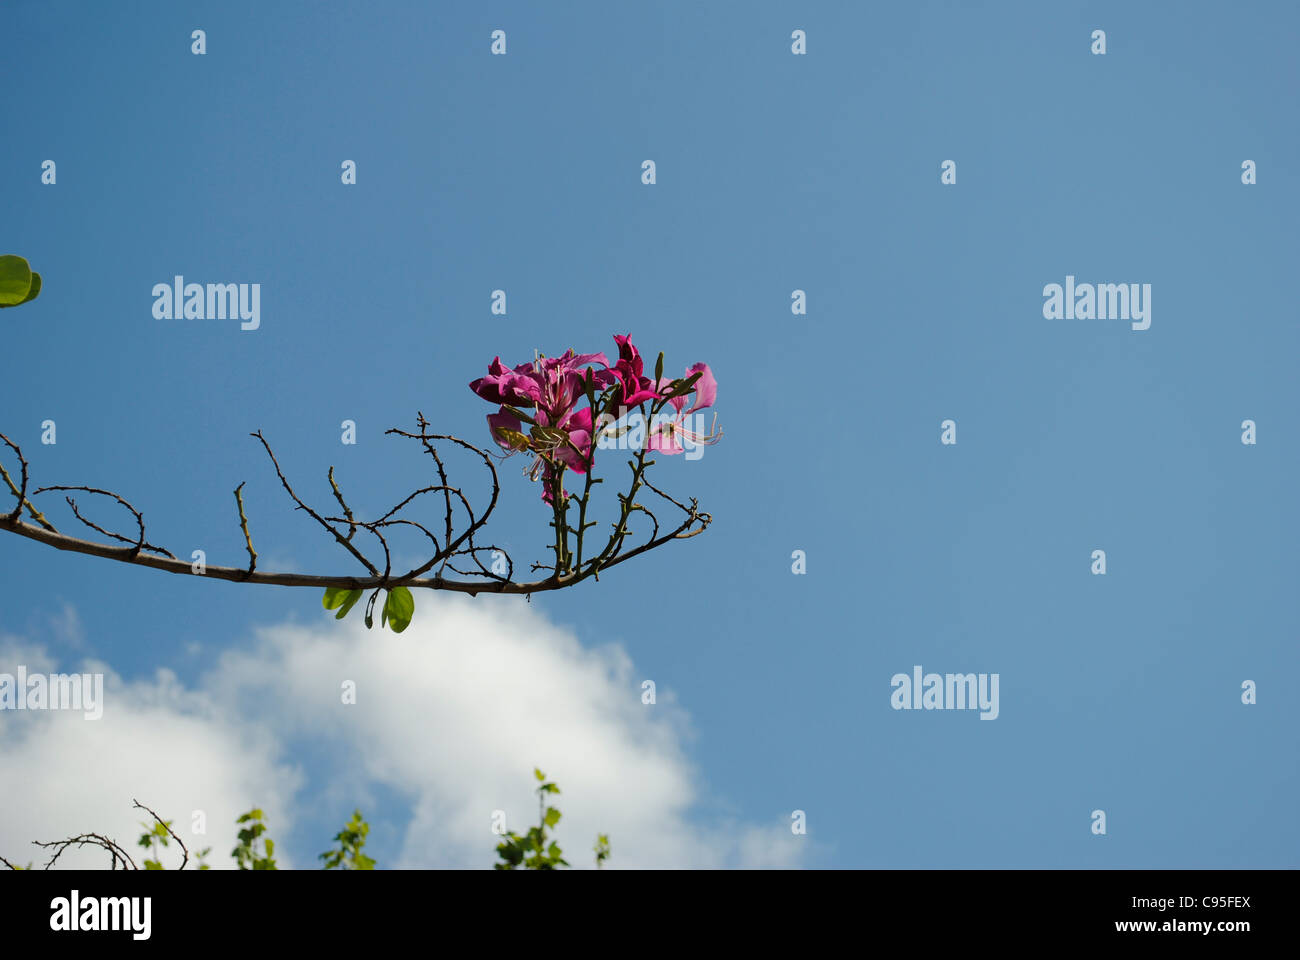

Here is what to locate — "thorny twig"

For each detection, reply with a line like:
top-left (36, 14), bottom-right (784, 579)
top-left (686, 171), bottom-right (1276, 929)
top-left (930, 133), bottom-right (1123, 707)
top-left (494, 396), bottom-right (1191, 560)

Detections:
top-left (0, 413), bottom-right (710, 598)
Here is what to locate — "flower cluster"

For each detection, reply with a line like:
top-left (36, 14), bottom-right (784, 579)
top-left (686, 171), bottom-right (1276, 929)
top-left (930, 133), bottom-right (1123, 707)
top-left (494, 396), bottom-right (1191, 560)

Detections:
top-left (469, 334), bottom-right (720, 502)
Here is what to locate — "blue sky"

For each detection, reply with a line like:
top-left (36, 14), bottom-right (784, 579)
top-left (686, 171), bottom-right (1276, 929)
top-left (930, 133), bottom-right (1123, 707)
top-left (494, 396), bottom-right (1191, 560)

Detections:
top-left (2, 0), bottom-right (1297, 868)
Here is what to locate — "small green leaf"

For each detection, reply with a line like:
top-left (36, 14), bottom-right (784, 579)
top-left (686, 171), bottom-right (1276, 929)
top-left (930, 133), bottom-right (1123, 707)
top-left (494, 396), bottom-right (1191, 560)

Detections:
top-left (530, 424), bottom-right (569, 446)
top-left (322, 587), bottom-right (350, 610)
top-left (495, 428), bottom-right (531, 452)
top-left (500, 404), bottom-right (539, 426)
top-left (0, 256), bottom-right (33, 306)
top-left (385, 586), bottom-right (414, 633)
top-left (654, 351), bottom-right (664, 382)
top-left (17, 272), bottom-right (40, 305)
top-left (543, 807), bottom-right (561, 828)
top-left (534, 768), bottom-right (546, 781)
top-left (664, 371), bottom-right (703, 399)
top-left (335, 589), bottom-right (362, 620)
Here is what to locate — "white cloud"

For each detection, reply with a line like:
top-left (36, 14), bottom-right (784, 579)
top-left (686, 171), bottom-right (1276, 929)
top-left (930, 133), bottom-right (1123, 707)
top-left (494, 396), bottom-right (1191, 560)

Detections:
top-left (0, 656), bottom-right (301, 869)
top-left (0, 595), bottom-right (806, 870)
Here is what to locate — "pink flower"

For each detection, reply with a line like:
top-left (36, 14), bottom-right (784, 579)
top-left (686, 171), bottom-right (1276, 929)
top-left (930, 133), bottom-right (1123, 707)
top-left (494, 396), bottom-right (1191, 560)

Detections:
top-left (647, 363), bottom-right (721, 455)
top-left (532, 351), bottom-right (617, 426)
top-left (610, 334), bottom-right (660, 408)
top-left (486, 408), bottom-right (526, 451)
top-left (536, 406), bottom-right (597, 504)
top-left (484, 402), bottom-right (598, 504)
top-left (473, 337), bottom-right (720, 500)
top-left (469, 357), bottom-right (543, 408)
top-left (472, 350), bottom-right (616, 424)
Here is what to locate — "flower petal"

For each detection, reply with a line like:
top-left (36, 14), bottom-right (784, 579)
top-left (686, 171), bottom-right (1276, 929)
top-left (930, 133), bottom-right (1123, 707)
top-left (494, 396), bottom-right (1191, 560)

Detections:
top-left (684, 362), bottom-right (716, 414)
top-left (486, 408), bottom-right (525, 451)
top-left (612, 334), bottom-right (639, 365)
top-left (646, 420), bottom-right (685, 455)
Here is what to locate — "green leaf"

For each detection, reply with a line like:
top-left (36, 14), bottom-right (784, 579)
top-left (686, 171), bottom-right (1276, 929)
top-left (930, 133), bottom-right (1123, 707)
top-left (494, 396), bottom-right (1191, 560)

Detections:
top-left (384, 586), bottom-right (414, 633)
top-left (654, 351), bottom-right (664, 382)
top-left (335, 589), bottom-right (362, 620)
top-left (663, 371), bottom-right (703, 399)
top-left (17, 272), bottom-right (40, 305)
top-left (543, 807), bottom-right (562, 828)
top-left (530, 424), bottom-right (569, 446)
top-left (500, 404), bottom-right (539, 426)
top-left (495, 427), bottom-right (531, 452)
top-left (322, 587), bottom-right (350, 610)
top-left (0, 256), bottom-right (33, 306)
top-left (534, 768), bottom-right (546, 781)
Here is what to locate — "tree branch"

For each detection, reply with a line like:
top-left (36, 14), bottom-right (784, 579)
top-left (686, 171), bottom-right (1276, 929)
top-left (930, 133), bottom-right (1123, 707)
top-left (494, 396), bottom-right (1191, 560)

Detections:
top-left (0, 413), bottom-right (711, 600)
top-left (133, 798), bottom-right (190, 870)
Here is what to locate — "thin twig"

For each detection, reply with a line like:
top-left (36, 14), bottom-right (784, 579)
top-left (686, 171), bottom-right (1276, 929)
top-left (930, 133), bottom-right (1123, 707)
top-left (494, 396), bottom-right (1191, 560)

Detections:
top-left (233, 482), bottom-right (257, 578)
top-left (0, 414), bottom-right (710, 596)
top-left (251, 430), bottom-right (379, 576)
top-left (34, 833), bottom-right (137, 871)
top-left (132, 798), bottom-right (190, 870)
top-left (327, 466), bottom-right (355, 542)
top-left (34, 485), bottom-right (174, 559)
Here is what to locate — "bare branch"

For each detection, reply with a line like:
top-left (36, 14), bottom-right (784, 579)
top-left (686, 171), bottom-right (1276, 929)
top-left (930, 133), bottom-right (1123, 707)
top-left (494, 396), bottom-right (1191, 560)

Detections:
top-left (327, 466), bottom-right (356, 542)
top-left (33, 485), bottom-right (175, 559)
top-left (251, 430), bottom-right (379, 577)
top-left (133, 798), bottom-right (190, 870)
top-left (233, 482), bottom-right (257, 578)
top-left (0, 433), bottom-right (54, 530)
top-left (0, 413), bottom-right (711, 600)
top-left (34, 832), bottom-right (137, 871)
